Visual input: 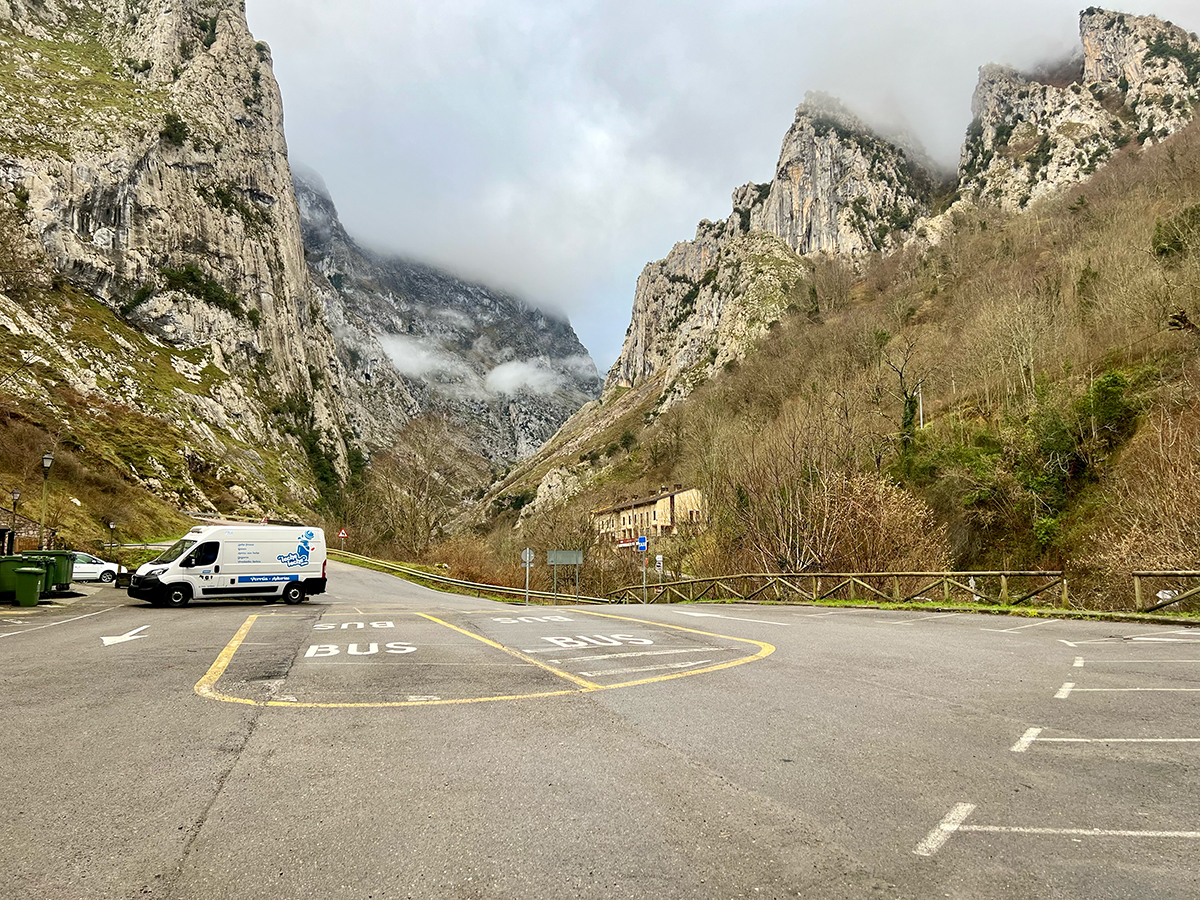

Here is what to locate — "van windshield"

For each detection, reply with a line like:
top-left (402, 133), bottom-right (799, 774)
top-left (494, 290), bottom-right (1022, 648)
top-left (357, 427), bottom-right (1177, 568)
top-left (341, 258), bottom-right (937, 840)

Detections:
top-left (150, 539), bottom-right (197, 565)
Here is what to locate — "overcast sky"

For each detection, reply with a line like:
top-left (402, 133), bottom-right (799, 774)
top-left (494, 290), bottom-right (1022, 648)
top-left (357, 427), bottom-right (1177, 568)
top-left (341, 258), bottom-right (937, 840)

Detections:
top-left (246, 0), bottom-right (1199, 374)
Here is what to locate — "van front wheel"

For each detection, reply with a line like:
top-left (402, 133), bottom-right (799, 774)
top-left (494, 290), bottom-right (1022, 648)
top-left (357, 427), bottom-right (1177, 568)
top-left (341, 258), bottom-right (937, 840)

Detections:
top-left (282, 582), bottom-right (305, 605)
top-left (165, 585), bottom-right (191, 608)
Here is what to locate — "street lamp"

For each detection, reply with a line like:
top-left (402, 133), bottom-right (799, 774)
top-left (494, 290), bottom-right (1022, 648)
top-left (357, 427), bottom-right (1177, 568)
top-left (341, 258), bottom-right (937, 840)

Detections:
top-left (38, 451), bottom-right (53, 550)
top-left (109, 522), bottom-right (120, 576)
top-left (8, 488), bottom-right (18, 555)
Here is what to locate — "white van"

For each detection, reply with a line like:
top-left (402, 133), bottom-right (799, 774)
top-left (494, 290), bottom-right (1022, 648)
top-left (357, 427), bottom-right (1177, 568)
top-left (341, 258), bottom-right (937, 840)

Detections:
top-left (128, 525), bottom-right (327, 608)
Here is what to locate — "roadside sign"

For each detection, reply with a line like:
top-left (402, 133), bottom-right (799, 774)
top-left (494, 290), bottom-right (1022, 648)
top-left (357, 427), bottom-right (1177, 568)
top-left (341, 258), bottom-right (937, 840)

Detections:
top-left (655, 554), bottom-right (663, 572)
top-left (521, 548), bottom-right (534, 567)
top-left (637, 536), bottom-right (647, 552)
top-left (547, 550), bottom-right (583, 565)
top-left (338, 528), bottom-right (348, 539)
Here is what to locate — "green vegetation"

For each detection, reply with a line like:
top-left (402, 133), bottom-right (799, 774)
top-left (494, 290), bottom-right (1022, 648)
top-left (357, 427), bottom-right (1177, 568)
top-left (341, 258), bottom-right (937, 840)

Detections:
top-left (1146, 35), bottom-right (1200, 87)
top-left (159, 112), bottom-right (189, 147)
top-left (1152, 202), bottom-right (1200, 257)
top-left (197, 183), bottom-right (273, 234)
top-left (160, 264), bottom-right (244, 318)
top-left (0, 14), bottom-right (167, 158)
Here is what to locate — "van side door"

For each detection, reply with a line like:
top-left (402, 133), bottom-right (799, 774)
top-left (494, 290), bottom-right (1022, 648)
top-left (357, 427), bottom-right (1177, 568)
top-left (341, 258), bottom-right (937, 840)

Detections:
top-left (181, 541), bottom-right (221, 592)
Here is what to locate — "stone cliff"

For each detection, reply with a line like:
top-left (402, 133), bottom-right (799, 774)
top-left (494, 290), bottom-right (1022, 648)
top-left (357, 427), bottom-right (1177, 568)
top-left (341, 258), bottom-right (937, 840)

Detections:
top-left (0, 0), bottom-right (598, 519)
top-left (295, 169), bottom-right (601, 460)
top-left (960, 8), bottom-right (1200, 209)
top-left (606, 92), bottom-right (933, 396)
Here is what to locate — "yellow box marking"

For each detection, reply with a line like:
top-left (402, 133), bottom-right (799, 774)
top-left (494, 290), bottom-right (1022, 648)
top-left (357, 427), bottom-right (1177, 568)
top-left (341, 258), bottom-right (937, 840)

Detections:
top-left (194, 610), bottom-right (774, 709)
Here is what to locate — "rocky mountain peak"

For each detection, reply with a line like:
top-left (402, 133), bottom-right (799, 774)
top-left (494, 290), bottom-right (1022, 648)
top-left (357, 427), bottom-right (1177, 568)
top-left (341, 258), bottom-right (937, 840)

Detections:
top-left (960, 8), bottom-right (1199, 209)
top-left (292, 166), bottom-right (601, 461)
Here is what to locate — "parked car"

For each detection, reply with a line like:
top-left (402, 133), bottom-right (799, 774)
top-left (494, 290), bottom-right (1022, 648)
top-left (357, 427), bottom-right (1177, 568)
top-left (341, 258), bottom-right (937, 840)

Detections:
top-left (72, 552), bottom-right (125, 583)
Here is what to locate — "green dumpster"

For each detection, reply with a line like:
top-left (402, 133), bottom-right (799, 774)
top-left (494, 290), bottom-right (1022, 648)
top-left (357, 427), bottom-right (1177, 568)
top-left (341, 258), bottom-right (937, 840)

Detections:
top-left (0, 556), bottom-right (25, 601)
top-left (22, 551), bottom-right (74, 590)
top-left (14, 567), bottom-right (45, 607)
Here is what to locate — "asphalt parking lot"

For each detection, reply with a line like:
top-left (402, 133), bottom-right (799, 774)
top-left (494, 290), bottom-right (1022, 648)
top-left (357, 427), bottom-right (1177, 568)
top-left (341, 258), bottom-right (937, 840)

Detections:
top-left (1, 561), bottom-right (1196, 899)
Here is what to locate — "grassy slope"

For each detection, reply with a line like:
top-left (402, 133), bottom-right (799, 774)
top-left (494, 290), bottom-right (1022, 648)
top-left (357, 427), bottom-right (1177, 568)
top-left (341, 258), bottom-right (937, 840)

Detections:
top-left (474, 121), bottom-right (1200, 610)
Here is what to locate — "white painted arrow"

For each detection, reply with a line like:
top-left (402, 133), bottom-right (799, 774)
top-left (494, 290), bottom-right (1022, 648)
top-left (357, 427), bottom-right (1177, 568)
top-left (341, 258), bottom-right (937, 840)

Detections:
top-left (101, 625), bottom-right (149, 646)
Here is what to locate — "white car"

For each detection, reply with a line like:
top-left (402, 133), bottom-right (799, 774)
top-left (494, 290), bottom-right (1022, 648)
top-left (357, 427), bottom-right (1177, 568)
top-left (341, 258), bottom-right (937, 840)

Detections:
top-left (73, 552), bottom-right (125, 583)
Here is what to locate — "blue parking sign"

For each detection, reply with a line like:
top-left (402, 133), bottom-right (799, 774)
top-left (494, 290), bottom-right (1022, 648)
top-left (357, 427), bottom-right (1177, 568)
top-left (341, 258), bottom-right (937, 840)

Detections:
top-left (637, 536), bottom-right (647, 551)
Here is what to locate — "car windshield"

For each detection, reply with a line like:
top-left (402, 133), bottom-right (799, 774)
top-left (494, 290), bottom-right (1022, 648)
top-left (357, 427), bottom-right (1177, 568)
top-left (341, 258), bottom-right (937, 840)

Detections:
top-left (150, 539), bottom-right (197, 565)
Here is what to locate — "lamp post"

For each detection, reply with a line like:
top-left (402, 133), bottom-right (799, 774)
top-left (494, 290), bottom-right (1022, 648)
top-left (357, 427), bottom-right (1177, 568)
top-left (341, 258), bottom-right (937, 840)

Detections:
top-left (38, 451), bottom-right (53, 550)
top-left (8, 488), bottom-right (18, 555)
top-left (110, 521), bottom-right (120, 577)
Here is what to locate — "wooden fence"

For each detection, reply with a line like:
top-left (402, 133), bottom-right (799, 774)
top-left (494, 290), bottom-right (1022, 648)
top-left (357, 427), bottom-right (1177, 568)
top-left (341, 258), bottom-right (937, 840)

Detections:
top-left (607, 571), bottom-right (1068, 607)
top-left (1132, 571), bottom-right (1200, 612)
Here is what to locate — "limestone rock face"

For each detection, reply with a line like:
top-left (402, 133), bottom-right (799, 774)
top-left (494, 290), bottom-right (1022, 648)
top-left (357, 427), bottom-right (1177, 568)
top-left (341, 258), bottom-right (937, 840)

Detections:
top-left (294, 169), bottom-right (601, 461)
top-left (961, 8), bottom-right (1200, 209)
top-left (606, 92), bottom-right (931, 397)
top-left (752, 93), bottom-right (932, 257)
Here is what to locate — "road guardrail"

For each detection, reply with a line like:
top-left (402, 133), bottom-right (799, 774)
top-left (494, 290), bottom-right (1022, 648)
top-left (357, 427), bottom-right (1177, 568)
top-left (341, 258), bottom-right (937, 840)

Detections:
top-left (328, 550), bottom-right (611, 605)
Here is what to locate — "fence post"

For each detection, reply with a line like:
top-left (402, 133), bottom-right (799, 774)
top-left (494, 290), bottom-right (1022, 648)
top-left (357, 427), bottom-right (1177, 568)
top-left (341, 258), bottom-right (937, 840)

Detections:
top-left (1061, 577), bottom-right (1068, 608)
top-left (892, 575), bottom-right (901, 602)
top-left (848, 577), bottom-right (855, 602)
top-left (1000, 574), bottom-right (1009, 604)
top-left (943, 575), bottom-right (950, 604)
top-left (1133, 575), bottom-right (1143, 611)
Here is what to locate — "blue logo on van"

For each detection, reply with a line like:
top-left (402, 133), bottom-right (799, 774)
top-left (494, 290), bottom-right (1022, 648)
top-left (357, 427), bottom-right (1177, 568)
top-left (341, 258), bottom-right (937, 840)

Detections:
top-left (277, 530), bottom-right (316, 568)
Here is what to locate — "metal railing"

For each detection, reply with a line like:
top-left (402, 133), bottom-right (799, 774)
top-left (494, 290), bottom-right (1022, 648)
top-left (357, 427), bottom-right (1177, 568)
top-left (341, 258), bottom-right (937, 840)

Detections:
top-left (329, 550), bottom-right (610, 605)
top-left (1132, 572), bottom-right (1200, 612)
top-left (606, 571), bottom-right (1068, 606)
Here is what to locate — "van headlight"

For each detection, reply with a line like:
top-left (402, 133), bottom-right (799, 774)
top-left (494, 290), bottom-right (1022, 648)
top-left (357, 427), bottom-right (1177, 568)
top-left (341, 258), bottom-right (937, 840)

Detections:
top-left (147, 567), bottom-right (168, 579)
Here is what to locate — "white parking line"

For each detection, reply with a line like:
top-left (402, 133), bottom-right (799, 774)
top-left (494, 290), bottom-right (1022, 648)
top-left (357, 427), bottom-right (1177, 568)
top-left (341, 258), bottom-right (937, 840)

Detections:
top-left (1074, 656), bottom-right (1084, 667)
top-left (913, 803), bottom-right (977, 856)
top-left (0, 607), bottom-right (116, 639)
top-left (577, 659), bottom-right (711, 677)
top-left (880, 613), bottom-right (959, 626)
top-left (915, 803), bottom-right (1200, 856)
top-left (1011, 727), bottom-right (1043, 751)
top-left (1012, 727), bottom-right (1200, 751)
top-left (552, 647), bottom-right (726, 662)
top-left (981, 620), bottom-right (1057, 634)
top-left (1076, 659), bottom-right (1200, 665)
top-left (1070, 687), bottom-right (1200, 693)
top-left (1055, 682), bottom-right (1075, 698)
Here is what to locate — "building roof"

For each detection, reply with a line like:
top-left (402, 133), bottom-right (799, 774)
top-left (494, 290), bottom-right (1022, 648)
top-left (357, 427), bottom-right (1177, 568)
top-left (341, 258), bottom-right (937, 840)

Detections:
top-left (593, 486), bottom-right (695, 516)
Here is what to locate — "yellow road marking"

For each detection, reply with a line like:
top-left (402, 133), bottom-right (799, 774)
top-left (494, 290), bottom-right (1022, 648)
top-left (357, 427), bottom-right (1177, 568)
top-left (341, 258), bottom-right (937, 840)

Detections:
top-left (194, 610), bottom-right (775, 708)
top-left (415, 612), bottom-right (600, 689)
top-left (194, 615), bottom-right (260, 706)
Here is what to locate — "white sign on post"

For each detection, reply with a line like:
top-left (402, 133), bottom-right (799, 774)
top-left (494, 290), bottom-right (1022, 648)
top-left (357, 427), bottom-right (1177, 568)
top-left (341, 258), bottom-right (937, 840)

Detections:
top-left (655, 554), bottom-right (663, 572)
top-left (521, 547), bottom-right (534, 605)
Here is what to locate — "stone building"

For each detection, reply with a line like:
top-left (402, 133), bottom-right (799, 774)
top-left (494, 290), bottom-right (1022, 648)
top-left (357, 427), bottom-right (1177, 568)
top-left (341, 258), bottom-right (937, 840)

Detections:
top-left (593, 486), bottom-right (704, 547)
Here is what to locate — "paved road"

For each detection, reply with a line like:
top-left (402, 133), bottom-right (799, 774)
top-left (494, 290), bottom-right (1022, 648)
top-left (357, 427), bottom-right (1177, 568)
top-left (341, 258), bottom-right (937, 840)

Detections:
top-left (2, 561), bottom-right (1197, 898)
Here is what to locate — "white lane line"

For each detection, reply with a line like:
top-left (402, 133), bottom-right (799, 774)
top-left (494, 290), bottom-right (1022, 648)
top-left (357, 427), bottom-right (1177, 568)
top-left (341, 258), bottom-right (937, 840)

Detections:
top-left (1036, 737), bottom-right (1200, 745)
top-left (881, 613), bottom-right (959, 626)
top-left (959, 825), bottom-right (1200, 839)
top-left (1055, 682), bottom-right (1075, 699)
top-left (675, 611), bottom-right (791, 626)
top-left (1059, 640), bottom-right (1078, 647)
top-left (1011, 727), bottom-right (1043, 752)
top-left (1074, 656), bottom-right (1085, 667)
top-left (0, 607), bottom-right (116, 639)
top-left (1130, 638), bottom-right (1200, 643)
top-left (1076, 659), bottom-right (1200, 664)
top-left (914, 803), bottom-right (1200, 856)
top-left (914, 803), bottom-right (977, 857)
top-left (981, 620), bottom-right (1057, 633)
top-left (1070, 687), bottom-right (1200, 693)
top-left (577, 659), bottom-right (711, 677)
top-left (552, 647), bottom-right (726, 662)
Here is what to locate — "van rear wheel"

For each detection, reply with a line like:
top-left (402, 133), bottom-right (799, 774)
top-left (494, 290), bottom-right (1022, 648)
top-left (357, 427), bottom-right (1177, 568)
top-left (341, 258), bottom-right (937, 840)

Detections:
top-left (165, 585), bottom-right (191, 608)
top-left (282, 582), bottom-right (305, 605)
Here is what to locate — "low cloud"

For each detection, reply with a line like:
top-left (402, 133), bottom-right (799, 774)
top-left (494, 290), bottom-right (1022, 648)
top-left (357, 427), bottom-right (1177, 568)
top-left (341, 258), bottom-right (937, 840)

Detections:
top-left (485, 359), bottom-right (564, 395)
top-left (378, 334), bottom-right (478, 385)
